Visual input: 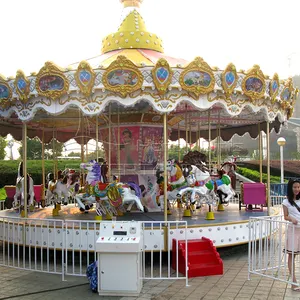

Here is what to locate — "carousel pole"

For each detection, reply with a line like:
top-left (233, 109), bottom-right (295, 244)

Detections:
top-left (217, 112), bottom-right (221, 166)
top-left (96, 116), bottom-right (99, 161)
top-left (22, 122), bottom-right (28, 218)
top-left (108, 104), bottom-right (111, 181)
top-left (266, 122), bottom-right (271, 215)
top-left (208, 111), bottom-right (211, 171)
top-left (163, 113), bottom-right (168, 222)
top-left (198, 122), bottom-right (201, 151)
top-left (41, 129), bottom-right (45, 206)
top-left (177, 122), bottom-right (180, 161)
top-left (80, 116), bottom-right (85, 187)
top-left (185, 105), bottom-right (188, 153)
top-left (189, 116), bottom-right (192, 150)
top-left (117, 107), bottom-right (121, 178)
top-left (258, 123), bottom-right (263, 183)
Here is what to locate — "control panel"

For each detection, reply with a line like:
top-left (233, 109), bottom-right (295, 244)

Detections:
top-left (96, 221), bottom-right (142, 253)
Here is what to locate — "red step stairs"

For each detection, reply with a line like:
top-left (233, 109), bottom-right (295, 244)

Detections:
top-left (172, 237), bottom-right (223, 278)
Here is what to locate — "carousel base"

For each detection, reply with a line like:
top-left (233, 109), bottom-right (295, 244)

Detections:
top-left (0, 204), bottom-right (279, 251)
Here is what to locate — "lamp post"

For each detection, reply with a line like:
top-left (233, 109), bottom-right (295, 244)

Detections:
top-left (277, 137), bottom-right (286, 183)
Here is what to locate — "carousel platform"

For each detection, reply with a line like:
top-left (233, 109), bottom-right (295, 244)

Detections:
top-left (0, 204), bottom-right (279, 251)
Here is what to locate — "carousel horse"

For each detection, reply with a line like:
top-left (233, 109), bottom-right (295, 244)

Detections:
top-left (13, 162), bottom-right (35, 210)
top-left (221, 162), bottom-right (237, 190)
top-left (182, 151), bottom-right (235, 205)
top-left (46, 170), bottom-right (80, 207)
top-left (76, 161), bottom-right (144, 215)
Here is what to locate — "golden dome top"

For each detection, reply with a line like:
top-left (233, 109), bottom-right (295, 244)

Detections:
top-left (101, 2), bottom-right (163, 54)
top-left (120, 0), bottom-right (143, 8)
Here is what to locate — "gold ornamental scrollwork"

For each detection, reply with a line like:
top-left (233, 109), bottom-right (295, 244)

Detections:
top-left (179, 57), bottom-right (215, 97)
top-left (280, 77), bottom-right (294, 102)
top-left (241, 65), bottom-right (266, 101)
top-left (102, 55), bottom-right (143, 98)
top-left (221, 63), bottom-right (238, 98)
top-left (35, 61), bottom-right (69, 100)
top-left (14, 70), bottom-right (30, 103)
top-left (0, 74), bottom-right (12, 108)
top-left (152, 58), bottom-right (173, 96)
top-left (75, 61), bottom-right (96, 97)
top-left (269, 73), bottom-right (280, 102)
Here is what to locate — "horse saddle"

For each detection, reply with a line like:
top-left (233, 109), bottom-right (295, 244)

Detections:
top-left (49, 182), bottom-right (56, 192)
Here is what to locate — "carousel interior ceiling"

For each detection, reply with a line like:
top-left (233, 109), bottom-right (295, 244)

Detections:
top-left (0, 101), bottom-right (282, 144)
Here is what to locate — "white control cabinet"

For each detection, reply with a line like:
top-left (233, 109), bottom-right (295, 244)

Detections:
top-left (95, 221), bottom-right (143, 297)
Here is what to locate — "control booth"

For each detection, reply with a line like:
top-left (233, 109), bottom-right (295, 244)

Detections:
top-left (95, 220), bottom-right (143, 296)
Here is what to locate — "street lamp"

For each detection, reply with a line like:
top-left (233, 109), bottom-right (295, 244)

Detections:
top-left (277, 137), bottom-right (286, 183)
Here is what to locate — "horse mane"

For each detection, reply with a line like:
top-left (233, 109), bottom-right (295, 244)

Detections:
top-left (182, 151), bottom-right (208, 173)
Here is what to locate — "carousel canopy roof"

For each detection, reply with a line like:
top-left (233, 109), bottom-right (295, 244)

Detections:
top-left (0, 0), bottom-right (298, 143)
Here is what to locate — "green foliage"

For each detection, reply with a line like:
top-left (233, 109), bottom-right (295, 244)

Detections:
top-left (0, 137), bottom-right (7, 160)
top-left (168, 145), bottom-right (188, 161)
top-left (19, 138), bottom-right (64, 160)
top-left (0, 159), bottom-right (82, 187)
top-left (237, 166), bottom-right (283, 183)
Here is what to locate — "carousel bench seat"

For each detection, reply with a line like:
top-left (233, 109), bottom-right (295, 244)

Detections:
top-left (240, 182), bottom-right (266, 211)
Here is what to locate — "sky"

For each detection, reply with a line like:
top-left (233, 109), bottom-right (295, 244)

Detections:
top-left (1, 0), bottom-right (300, 79)
top-left (2, 0), bottom-right (300, 159)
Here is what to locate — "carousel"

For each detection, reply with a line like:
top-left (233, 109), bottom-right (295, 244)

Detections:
top-left (0, 0), bottom-right (297, 250)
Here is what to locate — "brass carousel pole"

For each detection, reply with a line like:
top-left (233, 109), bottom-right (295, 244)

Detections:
top-left (96, 116), bottom-right (99, 161)
top-left (177, 122), bottom-right (180, 161)
top-left (266, 122), bottom-right (271, 215)
top-left (118, 107), bottom-right (121, 178)
top-left (185, 105), bottom-right (188, 153)
top-left (163, 113), bottom-right (168, 222)
top-left (198, 122), bottom-right (201, 151)
top-left (108, 104), bottom-right (111, 181)
top-left (208, 111), bottom-right (211, 171)
top-left (217, 112), bottom-right (221, 167)
top-left (41, 129), bottom-right (45, 205)
top-left (22, 122), bottom-right (28, 218)
top-left (80, 116), bottom-right (85, 186)
top-left (258, 123), bottom-right (263, 183)
top-left (189, 116), bottom-right (192, 150)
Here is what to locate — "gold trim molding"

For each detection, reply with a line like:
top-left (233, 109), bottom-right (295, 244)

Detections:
top-left (221, 63), bottom-right (238, 98)
top-left (14, 70), bottom-right (30, 103)
top-left (0, 74), bottom-right (11, 108)
top-left (152, 58), bottom-right (173, 96)
top-left (75, 61), bottom-right (96, 97)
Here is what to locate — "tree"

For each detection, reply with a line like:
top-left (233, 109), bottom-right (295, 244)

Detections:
top-left (45, 139), bottom-right (64, 159)
top-left (18, 137), bottom-right (42, 159)
top-left (168, 145), bottom-right (187, 161)
top-left (0, 137), bottom-right (7, 160)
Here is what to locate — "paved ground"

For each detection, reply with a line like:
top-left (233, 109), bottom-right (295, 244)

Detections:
top-left (0, 245), bottom-right (298, 300)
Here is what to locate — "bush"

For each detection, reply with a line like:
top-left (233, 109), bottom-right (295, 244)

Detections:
top-left (0, 160), bottom-right (82, 186)
top-left (237, 167), bottom-right (283, 183)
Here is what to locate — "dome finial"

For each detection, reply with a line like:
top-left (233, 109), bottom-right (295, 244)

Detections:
top-left (120, 0), bottom-right (143, 8)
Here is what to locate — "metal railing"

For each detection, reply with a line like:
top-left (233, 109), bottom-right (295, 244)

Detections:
top-left (0, 217), bottom-right (188, 285)
top-left (248, 215), bottom-right (300, 287)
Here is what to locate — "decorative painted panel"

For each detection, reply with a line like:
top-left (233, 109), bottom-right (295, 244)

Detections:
top-left (241, 65), bottom-right (266, 101)
top-left (102, 55), bottom-right (143, 97)
top-left (179, 57), bottom-right (215, 96)
top-left (36, 62), bottom-right (69, 100)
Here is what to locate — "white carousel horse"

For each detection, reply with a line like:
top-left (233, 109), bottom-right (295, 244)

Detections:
top-left (13, 162), bottom-right (35, 210)
top-left (181, 165), bottom-right (217, 208)
top-left (46, 170), bottom-right (80, 207)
